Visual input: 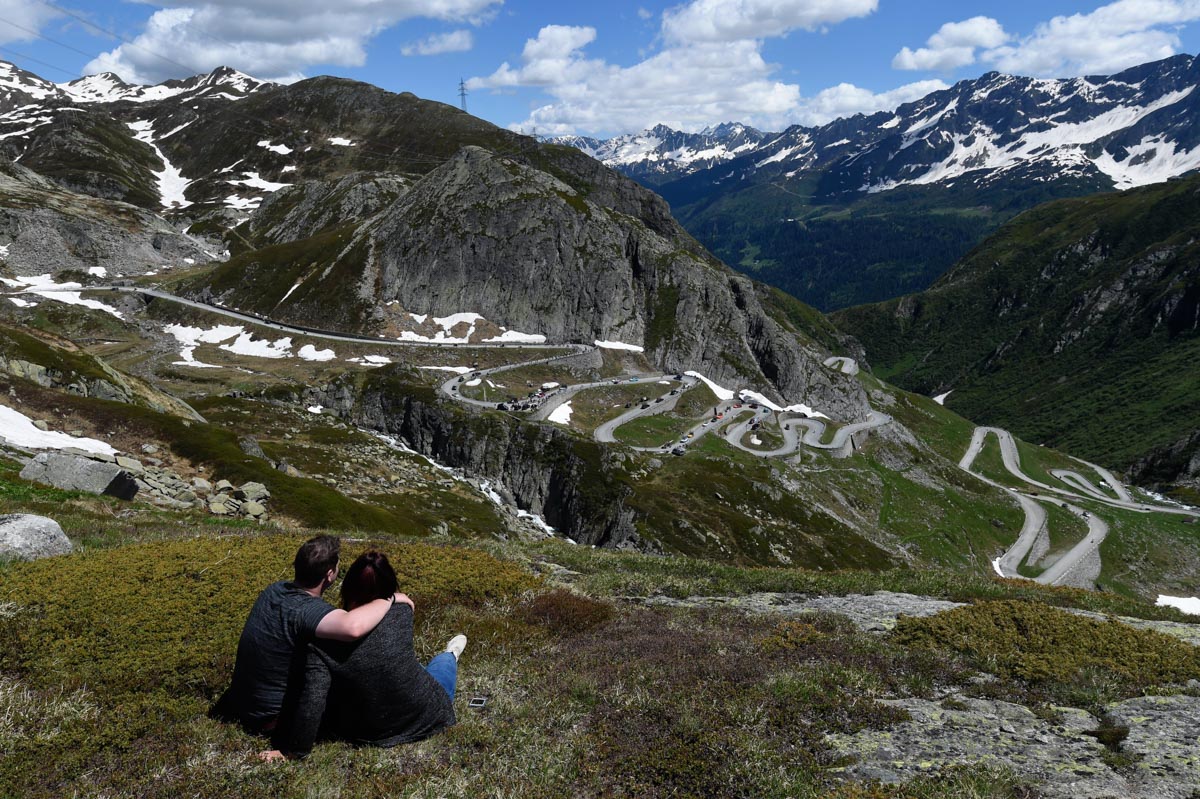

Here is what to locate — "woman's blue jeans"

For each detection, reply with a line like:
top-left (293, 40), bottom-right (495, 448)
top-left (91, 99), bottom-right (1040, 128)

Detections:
top-left (425, 652), bottom-right (458, 701)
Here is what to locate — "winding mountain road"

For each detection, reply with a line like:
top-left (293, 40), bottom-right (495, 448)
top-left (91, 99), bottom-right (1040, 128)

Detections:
top-left (959, 426), bottom-right (1198, 587)
top-left (9, 283), bottom-right (891, 462)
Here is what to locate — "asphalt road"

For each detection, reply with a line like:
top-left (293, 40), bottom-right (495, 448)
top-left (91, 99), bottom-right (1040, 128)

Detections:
top-left (959, 426), bottom-right (1197, 587)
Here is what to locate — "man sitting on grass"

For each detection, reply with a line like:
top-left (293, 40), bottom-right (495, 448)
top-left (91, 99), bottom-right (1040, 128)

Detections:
top-left (211, 534), bottom-right (410, 734)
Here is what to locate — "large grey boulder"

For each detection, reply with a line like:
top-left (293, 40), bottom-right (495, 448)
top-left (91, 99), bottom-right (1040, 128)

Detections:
top-left (19, 452), bottom-right (139, 500)
top-left (0, 514), bottom-right (72, 560)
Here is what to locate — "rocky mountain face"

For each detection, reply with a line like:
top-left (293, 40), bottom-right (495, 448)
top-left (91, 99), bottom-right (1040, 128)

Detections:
top-left (833, 174), bottom-right (1200, 488)
top-left (190, 144), bottom-right (864, 414)
top-left (0, 157), bottom-right (213, 277)
top-left (559, 55), bottom-right (1200, 310)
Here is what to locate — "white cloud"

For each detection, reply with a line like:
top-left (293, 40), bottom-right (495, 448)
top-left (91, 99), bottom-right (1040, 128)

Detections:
top-left (474, 32), bottom-right (801, 134)
top-left (796, 80), bottom-right (950, 125)
top-left (985, 0), bottom-right (1200, 76)
top-left (83, 0), bottom-right (501, 85)
top-left (471, 25), bottom-right (602, 89)
top-left (0, 0), bottom-right (59, 45)
top-left (897, 1), bottom-right (1200, 78)
top-left (472, 9), bottom-right (948, 135)
top-left (662, 0), bottom-right (878, 43)
top-left (402, 29), bottom-right (473, 56)
top-left (893, 16), bottom-right (1010, 71)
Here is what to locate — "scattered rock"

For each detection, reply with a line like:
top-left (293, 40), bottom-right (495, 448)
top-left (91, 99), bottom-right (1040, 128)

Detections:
top-left (192, 477), bottom-right (212, 492)
top-left (639, 591), bottom-right (966, 632)
top-left (237, 482), bottom-right (270, 502)
top-left (238, 435), bottom-right (267, 460)
top-left (240, 500), bottom-right (266, 518)
top-left (0, 513), bottom-right (72, 560)
top-left (20, 452), bottom-right (139, 500)
top-left (140, 443), bottom-right (159, 455)
top-left (32, 420), bottom-right (48, 431)
top-left (114, 455), bottom-right (144, 475)
top-left (215, 479), bottom-right (234, 493)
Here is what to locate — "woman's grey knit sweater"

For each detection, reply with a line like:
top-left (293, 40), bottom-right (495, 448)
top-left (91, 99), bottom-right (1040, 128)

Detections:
top-left (277, 603), bottom-right (455, 757)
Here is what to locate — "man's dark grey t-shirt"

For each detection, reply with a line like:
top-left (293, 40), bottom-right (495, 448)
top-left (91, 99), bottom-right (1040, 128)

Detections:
top-left (224, 581), bottom-right (333, 728)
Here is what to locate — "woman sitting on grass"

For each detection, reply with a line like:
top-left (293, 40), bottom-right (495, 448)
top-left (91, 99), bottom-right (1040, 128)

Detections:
top-left (263, 551), bottom-right (467, 760)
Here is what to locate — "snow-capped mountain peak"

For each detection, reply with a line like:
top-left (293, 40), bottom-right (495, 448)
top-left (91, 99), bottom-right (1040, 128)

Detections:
top-left (558, 53), bottom-right (1200, 197)
top-left (59, 66), bottom-right (272, 104)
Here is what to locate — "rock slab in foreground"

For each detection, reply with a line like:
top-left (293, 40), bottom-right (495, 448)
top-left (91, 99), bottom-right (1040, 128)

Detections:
top-left (827, 694), bottom-right (1200, 799)
top-left (20, 452), bottom-right (139, 499)
top-left (0, 513), bottom-right (72, 560)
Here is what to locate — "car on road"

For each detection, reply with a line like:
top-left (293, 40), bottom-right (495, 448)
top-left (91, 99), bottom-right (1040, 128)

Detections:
top-left (640, 403), bottom-right (650, 409)
top-left (655, 397), bottom-right (665, 404)
top-left (749, 403), bottom-right (759, 410)
top-left (611, 379), bottom-right (620, 384)
top-left (497, 403), bottom-right (508, 411)
top-left (672, 446), bottom-right (686, 456)
top-left (629, 377), bottom-right (639, 383)
top-left (687, 432), bottom-right (694, 438)
top-left (733, 403), bottom-right (742, 409)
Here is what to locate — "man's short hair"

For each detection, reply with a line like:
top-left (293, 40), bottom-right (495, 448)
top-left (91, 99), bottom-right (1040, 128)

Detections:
top-left (293, 535), bottom-right (341, 587)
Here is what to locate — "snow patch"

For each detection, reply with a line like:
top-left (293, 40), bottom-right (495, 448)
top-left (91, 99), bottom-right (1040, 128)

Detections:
top-left (307, 405), bottom-right (324, 414)
top-left (684, 371), bottom-right (734, 401)
top-left (933, 391), bottom-right (953, 405)
top-left (1, 274), bottom-right (124, 318)
top-left (328, 136), bottom-right (355, 146)
top-left (297, 344), bottom-right (336, 361)
top-left (0, 405), bottom-right (116, 455)
top-left (548, 402), bottom-right (573, 425)
top-left (127, 120), bottom-right (192, 208)
top-left (227, 172), bottom-right (291, 192)
top-left (1157, 596), bottom-right (1200, 616)
top-left (220, 331), bottom-right (292, 359)
top-left (595, 340), bottom-right (645, 352)
top-left (419, 365), bottom-right (472, 374)
top-left (485, 330), bottom-right (546, 344)
top-left (163, 323), bottom-right (242, 368)
top-left (87, 267), bottom-right (107, 277)
top-left (257, 140), bottom-right (293, 155)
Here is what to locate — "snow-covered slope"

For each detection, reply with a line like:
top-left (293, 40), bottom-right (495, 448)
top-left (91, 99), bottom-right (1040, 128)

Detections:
top-left (562, 55), bottom-right (1200, 197)
top-left (548, 123), bottom-right (767, 186)
top-left (60, 66), bottom-right (271, 104)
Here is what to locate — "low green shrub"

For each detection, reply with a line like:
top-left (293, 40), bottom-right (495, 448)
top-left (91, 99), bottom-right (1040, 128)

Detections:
top-left (893, 600), bottom-right (1200, 703)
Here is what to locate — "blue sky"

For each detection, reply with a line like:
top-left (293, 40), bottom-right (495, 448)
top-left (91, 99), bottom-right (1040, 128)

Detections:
top-left (2, 0), bottom-right (1199, 136)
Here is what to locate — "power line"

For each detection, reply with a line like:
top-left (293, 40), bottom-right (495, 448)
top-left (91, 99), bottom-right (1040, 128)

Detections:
top-left (0, 14), bottom-right (98, 62)
top-left (0, 45), bottom-right (80, 79)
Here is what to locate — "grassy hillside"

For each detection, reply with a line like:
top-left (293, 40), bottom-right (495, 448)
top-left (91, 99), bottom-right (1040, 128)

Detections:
top-left (834, 175), bottom-right (1200, 477)
top-left (1, 501), bottom-right (1196, 798)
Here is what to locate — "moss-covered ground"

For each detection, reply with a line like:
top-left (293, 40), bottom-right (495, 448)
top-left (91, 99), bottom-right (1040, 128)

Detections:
top-left (1, 522), bottom-right (1195, 798)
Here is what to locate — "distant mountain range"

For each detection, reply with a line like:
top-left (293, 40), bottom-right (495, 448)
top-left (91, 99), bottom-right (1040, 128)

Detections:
top-left (552, 54), bottom-right (1200, 310)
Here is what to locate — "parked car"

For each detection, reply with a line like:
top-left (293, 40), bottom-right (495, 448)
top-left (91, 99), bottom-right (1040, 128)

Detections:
top-left (672, 446), bottom-right (686, 456)
top-left (655, 397), bottom-right (665, 404)
top-left (641, 403), bottom-right (651, 410)
top-left (625, 402), bottom-right (632, 408)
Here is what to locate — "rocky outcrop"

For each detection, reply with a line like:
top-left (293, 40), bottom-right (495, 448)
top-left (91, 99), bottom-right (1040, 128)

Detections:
top-left (20, 451), bottom-right (138, 499)
top-left (1129, 429), bottom-right (1200, 493)
top-left (826, 694), bottom-right (1200, 799)
top-left (0, 328), bottom-right (205, 421)
top-left (0, 157), bottom-right (215, 276)
top-left (0, 513), bottom-right (72, 560)
top-left (205, 147), bottom-right (868, 418)
top-left (17, 448), bottom-right (270, 518)
top-left (302, 376), bottom-right (640, 548)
